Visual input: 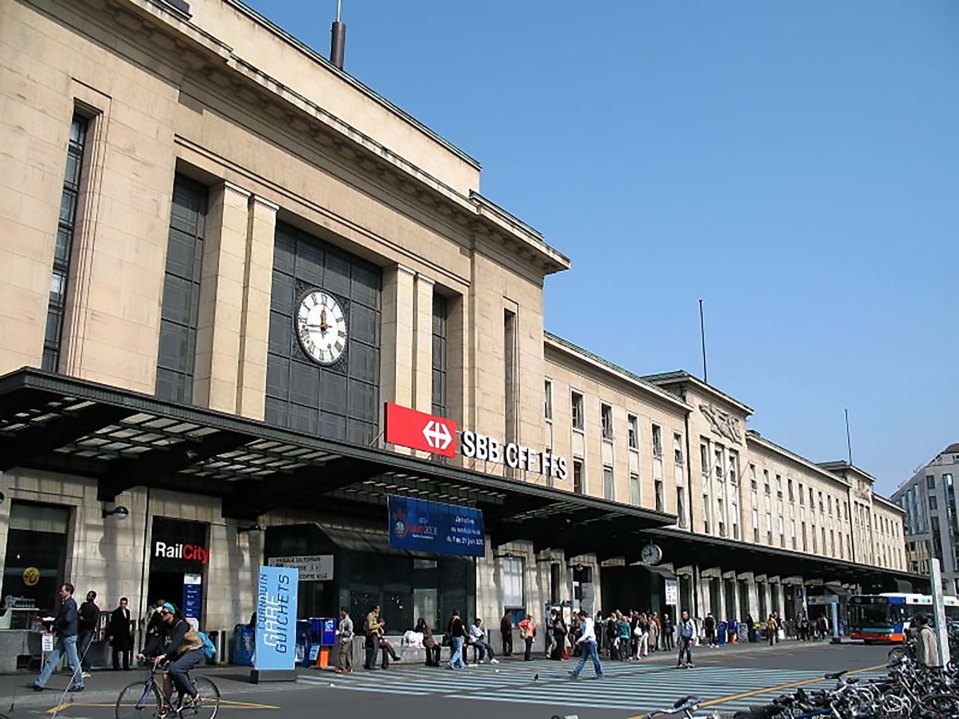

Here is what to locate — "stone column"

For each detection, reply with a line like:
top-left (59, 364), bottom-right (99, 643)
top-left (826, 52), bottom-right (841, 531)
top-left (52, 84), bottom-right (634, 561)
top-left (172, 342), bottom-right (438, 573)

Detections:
top-left (380, 265), bottom-right (416, 451)
top-left (194, 181), bottom-right (250, 413)
top-left (235, 195), bottom-right (277, 420)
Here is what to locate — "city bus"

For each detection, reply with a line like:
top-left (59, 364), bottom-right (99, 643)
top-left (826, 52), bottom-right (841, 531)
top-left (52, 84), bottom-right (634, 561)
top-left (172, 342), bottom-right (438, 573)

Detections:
top-left (847, 593), bottom-right (959, 643)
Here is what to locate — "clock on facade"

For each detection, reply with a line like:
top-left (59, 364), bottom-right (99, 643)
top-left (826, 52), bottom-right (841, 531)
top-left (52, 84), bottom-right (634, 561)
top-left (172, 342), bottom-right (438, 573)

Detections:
top-left (640, 542), bottom-right (663, 565)
top-left (295, 289), bottom-right (347, 365)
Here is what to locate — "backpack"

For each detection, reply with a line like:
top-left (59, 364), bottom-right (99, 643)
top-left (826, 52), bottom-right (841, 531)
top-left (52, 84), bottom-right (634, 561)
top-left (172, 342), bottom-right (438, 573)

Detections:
top-left (197, 631), bottom-right (216, 661)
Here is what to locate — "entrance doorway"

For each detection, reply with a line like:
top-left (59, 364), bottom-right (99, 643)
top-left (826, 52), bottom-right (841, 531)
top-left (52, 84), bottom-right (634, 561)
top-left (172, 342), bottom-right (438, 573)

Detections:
top-left (1, 502), bottom-right (69, 620)
top-left (147, 517), bottom-right (209, 623)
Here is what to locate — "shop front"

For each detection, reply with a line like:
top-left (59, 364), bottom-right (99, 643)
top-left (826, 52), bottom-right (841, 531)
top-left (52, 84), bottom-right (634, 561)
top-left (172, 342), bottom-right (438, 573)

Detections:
top-left (148, 517), bottom-right (209, 623)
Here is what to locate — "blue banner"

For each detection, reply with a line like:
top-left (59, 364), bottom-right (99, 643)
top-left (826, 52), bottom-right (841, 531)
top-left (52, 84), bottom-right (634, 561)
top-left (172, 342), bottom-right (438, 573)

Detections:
top-left (254, 566), bottom-right (299, 673)
top-left (182, 574), bottom-right (202, 620)
top-left (387, 495), bottom-right (485, 557)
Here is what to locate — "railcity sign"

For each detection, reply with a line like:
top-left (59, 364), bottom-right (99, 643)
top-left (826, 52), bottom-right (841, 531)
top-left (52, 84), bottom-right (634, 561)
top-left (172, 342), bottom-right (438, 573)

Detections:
top-left (384, 402), bottom-right (568, 481)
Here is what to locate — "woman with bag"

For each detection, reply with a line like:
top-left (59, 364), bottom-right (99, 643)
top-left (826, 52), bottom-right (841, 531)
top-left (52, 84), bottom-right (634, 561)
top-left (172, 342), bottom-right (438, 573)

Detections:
top-left (415, 618), bottom-right (441, 667)
top-left (550, 611), bottom-right (567, 660)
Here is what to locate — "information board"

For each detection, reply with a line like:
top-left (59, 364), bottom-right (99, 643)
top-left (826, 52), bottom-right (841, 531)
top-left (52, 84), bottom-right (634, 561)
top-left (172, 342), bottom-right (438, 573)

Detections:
top-left (387, 495), bottom-right (485, 557)
top-left (182, 573), bottom-right (202, 620)
top-left (268, 555), bottom-right (333, 582)
top-left (252, 565), bottom-right (298, 682)
top-left (664, 578), bottom-right (678, 606)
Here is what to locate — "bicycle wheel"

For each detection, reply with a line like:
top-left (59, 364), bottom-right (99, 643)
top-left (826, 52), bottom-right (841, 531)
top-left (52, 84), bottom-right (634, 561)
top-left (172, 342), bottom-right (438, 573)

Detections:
top-left (116, 681), bottom-right (163, 719)
top-left (185, 676), bottom-right (220, 719)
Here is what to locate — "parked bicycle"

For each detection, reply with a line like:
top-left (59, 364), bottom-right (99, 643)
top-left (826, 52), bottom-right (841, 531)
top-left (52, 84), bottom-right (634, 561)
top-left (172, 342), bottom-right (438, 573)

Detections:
top-left (648, 695), bottom-right (723, 719)
top-left (115, 662), bottom-right (219, 719)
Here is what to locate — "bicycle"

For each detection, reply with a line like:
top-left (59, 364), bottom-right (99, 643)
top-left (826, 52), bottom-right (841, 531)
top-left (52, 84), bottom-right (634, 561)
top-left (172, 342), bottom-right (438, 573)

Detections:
top-left (648, 695), bottom-right (724, 719)
top-left (115, 661), bottom-right (220, 719)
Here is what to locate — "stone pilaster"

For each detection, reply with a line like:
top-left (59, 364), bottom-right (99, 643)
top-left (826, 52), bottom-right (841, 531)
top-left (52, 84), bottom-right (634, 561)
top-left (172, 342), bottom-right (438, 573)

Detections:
top-left (380, 265), bottom-right (416, 452)
top-left (412, 273), bottom-right (434, 413)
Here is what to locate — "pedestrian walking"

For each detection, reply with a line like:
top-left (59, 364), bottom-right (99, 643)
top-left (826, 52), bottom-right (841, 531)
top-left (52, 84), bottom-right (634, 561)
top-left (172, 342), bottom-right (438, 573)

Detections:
top-left (32, 583), bottom-right (84, 692)
top-left (704, 612), bottom-right (716, 648)
top-left (78, 590), bottom-right (100, 675)
top-left (745, 613), bottom-right (756, 643)
top-left (662, 611), bottom-right (674, 651)
top-left (676, 610), bottom-right (695, 669)
top-left (335, 607), bottom-right (354, 673)
top-left (914, 613), bottom-right (941, 669)
top-left (518, 614), bottom-right (536, 661)
top-left (551, 610), bottom-right (567, 660)
top-left (568, 610), bottom-right (604, 679)
top-left (108, 597), bottom-right (134, 671)
top-left (446, 610), bottom-right (468, 669)
top-left (767, 613), bottom-right (777, 646)
top-left (649, 612), bottom-right (660, 652)
top-left (500, 610), bottom-right (513, 657)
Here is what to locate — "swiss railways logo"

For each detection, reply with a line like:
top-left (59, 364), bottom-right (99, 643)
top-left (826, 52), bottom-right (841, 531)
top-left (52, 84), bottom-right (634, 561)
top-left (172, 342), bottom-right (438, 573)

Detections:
top-left (393, 519), bottom-right (407, 538)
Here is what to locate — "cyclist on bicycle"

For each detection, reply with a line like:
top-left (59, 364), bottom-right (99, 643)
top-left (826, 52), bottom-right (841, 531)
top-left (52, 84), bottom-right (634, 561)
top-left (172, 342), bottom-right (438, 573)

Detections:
top-left (137, 602), bottom-right (204, 709)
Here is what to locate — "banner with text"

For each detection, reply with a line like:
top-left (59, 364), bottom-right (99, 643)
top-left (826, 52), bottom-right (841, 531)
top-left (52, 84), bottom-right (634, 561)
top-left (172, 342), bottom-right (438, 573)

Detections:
top-left (254, 565), bottom-right (299, 674)
top-left (387, 495), bottom-right (485, 557)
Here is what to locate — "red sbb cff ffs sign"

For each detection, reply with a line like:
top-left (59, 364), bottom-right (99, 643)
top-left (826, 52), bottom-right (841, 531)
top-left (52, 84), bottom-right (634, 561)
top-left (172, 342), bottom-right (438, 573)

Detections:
top-left (384, 403), bottom-right (457, 457)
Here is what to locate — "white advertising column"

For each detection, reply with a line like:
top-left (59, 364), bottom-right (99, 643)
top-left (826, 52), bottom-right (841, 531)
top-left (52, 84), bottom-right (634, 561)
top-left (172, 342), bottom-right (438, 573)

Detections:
top-left (931, 559), bottom-right (952, 666)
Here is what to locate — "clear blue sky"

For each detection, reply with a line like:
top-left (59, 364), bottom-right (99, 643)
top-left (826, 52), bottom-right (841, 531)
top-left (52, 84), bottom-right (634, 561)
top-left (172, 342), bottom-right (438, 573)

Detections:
top-left (245, 0), bottom-right (958, 495)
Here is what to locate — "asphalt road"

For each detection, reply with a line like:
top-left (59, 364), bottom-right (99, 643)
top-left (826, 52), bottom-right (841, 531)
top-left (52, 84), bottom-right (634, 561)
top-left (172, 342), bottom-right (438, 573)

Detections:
top-left (0, 640), bottom-right (895, 718)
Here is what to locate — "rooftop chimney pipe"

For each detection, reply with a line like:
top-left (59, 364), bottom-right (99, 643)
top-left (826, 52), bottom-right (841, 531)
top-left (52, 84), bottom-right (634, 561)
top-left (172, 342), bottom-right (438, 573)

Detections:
top-left (330, 0), bottom-right (346, 69)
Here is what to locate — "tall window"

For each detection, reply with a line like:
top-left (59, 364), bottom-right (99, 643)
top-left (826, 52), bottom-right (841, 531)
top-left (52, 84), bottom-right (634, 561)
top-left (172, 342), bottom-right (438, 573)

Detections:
top-left (544, 379), bottom-right (553, 420)
top-left (43, 115), bottom-right (89, 371)
top-left (674, 433), bottom-right (684, 465)
top-left (627, 414), bottom-right (639, 450)
top-left (500, 556), bottom-right (524, 608)
top-left (655, 479), bottom-right (664, 513)
top-left (431, 296), bottom-right (447, 416)
top-left (572, 458), bottom-right (584, 494)
top-left (651, 424), bottom-right (663, 457)
top-left (752, 509), bottom-right (759, 543)
top-left (571, 392), bottom-right (584, 430)
top-left (677, 488), bottom-right (687, 528)
top-left (156, 175), bottom-right (208, 403)
top-left (731, 501), bottom-right (739, 539)
top-left (504, 309), bottom-right (517, 444)
top-left (749, 464), bottom-right (758, 491)
top-left (798, 483), bottom-right (805, 505)
top-left (601, 404), bottom-right (614, 441)
top-left (629, 473), bottom-right (640, 506)
top-left (727, 450), bottom-right (737, 483)
top-left (603, 466), bottom-right (614, 500)
top-left (763, 470), bottom-right (770, 494)
top-left (700, 443), bottom-right (710, 476)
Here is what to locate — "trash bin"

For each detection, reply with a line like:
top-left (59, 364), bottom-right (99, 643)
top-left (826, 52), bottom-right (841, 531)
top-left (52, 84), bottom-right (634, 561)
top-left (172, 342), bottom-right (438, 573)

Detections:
top-left (231, 624), bottom-right (254, 666)
top-left (717, 621), bottom-right (727, 645)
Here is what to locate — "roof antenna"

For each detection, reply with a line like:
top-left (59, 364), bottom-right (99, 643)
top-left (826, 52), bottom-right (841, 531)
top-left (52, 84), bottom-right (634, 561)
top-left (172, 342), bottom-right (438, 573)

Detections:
top-left (330, 0), bottom-right (346, 69)
top-left (844, 408), bottom-right (853, 465)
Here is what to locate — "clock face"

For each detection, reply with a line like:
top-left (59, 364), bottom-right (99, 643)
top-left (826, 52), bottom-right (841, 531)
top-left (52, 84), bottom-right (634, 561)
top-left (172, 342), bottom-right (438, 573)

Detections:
top-left (641, 543), bottom-right (663, 565)
top-left (295, 290), bottom-right (347, 366)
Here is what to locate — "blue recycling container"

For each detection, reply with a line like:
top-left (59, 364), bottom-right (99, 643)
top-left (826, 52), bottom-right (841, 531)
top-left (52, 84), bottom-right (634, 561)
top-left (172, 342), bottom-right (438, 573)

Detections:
top-left (231, 624), bottom-right (254, 666)
top-left (295, 619), bottom-right (312, 666)
top-left (717, 621), bottom-right (727, 644)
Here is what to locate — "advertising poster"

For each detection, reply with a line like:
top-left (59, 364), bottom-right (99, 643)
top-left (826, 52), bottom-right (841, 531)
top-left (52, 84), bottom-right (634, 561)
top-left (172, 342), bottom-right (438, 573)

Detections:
top-left (252, 565), bottom-right (299, 682)
top-left (387, 495), bottom-right (485, 557)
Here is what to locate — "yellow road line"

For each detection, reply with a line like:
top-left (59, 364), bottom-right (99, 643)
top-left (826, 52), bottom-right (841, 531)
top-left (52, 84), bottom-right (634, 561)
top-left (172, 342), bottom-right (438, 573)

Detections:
top-left (48, 698), bottom-right (281, 712)
top-left (630, 662), bottom-right (888, 719)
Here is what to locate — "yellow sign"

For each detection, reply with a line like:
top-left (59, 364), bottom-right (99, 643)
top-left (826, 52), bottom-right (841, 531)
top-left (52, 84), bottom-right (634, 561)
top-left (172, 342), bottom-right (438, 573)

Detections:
top-left (23, 567), bottom-right (40, 587)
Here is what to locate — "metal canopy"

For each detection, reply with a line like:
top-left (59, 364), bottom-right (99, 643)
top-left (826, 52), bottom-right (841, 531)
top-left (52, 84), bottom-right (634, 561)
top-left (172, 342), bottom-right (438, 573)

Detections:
top-left (646, 527), bottom-right (926, 592)
top-left (0, 369), bottom-right (674, 551)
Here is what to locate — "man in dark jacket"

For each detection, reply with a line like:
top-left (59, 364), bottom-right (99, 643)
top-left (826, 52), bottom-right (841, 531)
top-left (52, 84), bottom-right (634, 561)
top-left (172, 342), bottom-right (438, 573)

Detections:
top-left (32, 583), bottom-right (84, 692)
top-left (500, 610), bottom-right (513, 657)
top-left (108, 597), bottom-right (134, 671)
top-left (78, 590), bottom-right (101, 674)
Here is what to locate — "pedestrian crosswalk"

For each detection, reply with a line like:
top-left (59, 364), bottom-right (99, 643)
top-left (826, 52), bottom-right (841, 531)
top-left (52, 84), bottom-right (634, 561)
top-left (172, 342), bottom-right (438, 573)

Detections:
top-left (297, 659), bottom-right (888, 714)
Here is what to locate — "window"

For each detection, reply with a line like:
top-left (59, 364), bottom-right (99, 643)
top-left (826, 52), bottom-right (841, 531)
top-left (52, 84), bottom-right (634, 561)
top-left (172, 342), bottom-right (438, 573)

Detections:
top-left (750, 464), bottom-right (758, 492)
top-left (655, 480), bottom-right (664, 513)
top-left (927, 475), bottom-right (936, 489)
top-left (717, 498), bottom-right (726, 537)
top-left (674, 433), bottom-right (684, 465)
top-left (765, 512), bottom-right (772, 543)
top-left (601, 404), bottom-right (614, 441)
top-left (629, 473), bottom-right (640, 506)
top-left (677, 488), bottom-right (687, 528)
top-left (714, 448), bottom-right (724, 480)
top-left (500, 556), bottom-right (524, 608)
top-left (728, 452), bottom-right (738, 485)
top-left (544, 379), bottom-right (553, 421)
top-left (652, 424), bottom-right (663, 457)
top-left (432, 296), bottom-right (448, 416)
top-left (504, 309), bottom-right (517, 444)
top-left (790, 520), bottom-right (796, 549)
top-left (704, 493), bottom-right (710, 533)
top-left (787, 479), bottom-right (794, 502)
top-left (818, 491), bottom-right (824, 513)
top-left (775, 474), bottom-right (783, 500)
top-left (763, 470), bottom-right (770, 495)
top-left (809, 487), bottom-right (815, 506)
top-left (44, 114), bottom-right (89, 372)
top-left (798, 483), bottom-right (805, 506)
top-left (827, 495), bottom-right (833, 516)
top-left (700, 443), bottom-right (710, 476)
top-left (802, 522), bottom-right (808, 551)
top-left (571, 392), bottom-right (584, 430)
top-left (752, 509), bottom-right (759, 543)
top-left (628, 415), bottom-right (639, 450)
top-left (156, 175), bottom-right (208, 403)
top-left (603, 466), bottom-right (614, 500)
top-left (778, 516), bottom-right (784, 546)
top-left (573, 458), bottom-right (584, 494)
top-left (731, 501), bottom-right (739, 539)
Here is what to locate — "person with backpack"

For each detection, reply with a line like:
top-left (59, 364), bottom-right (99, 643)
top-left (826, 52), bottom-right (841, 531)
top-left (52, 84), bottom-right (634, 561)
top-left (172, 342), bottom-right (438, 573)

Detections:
top-left (138, 603), bottom-right (204, 710)
top-left (676, 610), bottom-right (695, 669)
